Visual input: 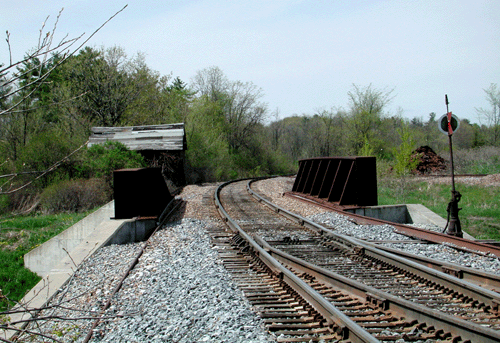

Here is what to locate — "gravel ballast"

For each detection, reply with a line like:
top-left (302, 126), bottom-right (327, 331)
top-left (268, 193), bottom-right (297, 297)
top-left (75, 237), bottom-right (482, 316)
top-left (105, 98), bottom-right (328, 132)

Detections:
top-left (15, 242), bottom-right (145, 342)
top-left (308, 211), bottom-right (500, 275)
top-left (91, 218), bottom-right (271, 343)
top-left (12, 177), bottom-right (500, 342)
top-left (257, 177), bottom-right (500, 276)
top-left (16, 218), bottom-right (271, 342)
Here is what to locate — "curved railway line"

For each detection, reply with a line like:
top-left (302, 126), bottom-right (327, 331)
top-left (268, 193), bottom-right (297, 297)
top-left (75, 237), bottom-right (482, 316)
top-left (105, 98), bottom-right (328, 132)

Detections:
top-left (5, 175), bottom-right (500, 342)
top-left (215, 178), bottom-right (500, 342)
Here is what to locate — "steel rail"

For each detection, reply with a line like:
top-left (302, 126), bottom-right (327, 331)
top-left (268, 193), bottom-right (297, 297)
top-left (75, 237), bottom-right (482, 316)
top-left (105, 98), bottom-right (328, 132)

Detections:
top-left (215, 179), bottom-right (379, 343)
top-left (362, 241), bottom-right (500, 291)
top-left (247, 179), bottom-right (500, 313)
top-left (277, 177), bottom-right (500, 291)
top-left (285, 191), bottom-right (500, 257)
top-left (254, 236), bottom-right (500, 343)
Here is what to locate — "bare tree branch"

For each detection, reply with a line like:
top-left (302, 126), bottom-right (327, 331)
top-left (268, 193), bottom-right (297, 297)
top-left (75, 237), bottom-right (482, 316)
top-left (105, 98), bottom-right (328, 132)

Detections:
top-left (0, 140), bottom-right (89, 195)
top-left (5, 31), bottom-right (12, 66)
top-left (0, 5), bottom-right (128, 116)
top-left (0, 326), bottom-right (63, 343)
top-left (6, 313), bottom-right (130, 326)
top-left (0, 336), bottom-right (14, 343)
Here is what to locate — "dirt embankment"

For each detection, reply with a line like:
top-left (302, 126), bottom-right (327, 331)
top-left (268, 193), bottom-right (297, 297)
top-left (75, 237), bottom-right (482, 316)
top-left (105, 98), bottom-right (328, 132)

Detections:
top-left (412, 146), bottom-right (447, 175)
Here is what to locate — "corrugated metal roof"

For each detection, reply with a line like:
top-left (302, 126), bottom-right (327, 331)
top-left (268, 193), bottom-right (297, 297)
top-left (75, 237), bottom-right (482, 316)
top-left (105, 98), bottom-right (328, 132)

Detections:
top-left (88, 123), bottom-right (187, 151)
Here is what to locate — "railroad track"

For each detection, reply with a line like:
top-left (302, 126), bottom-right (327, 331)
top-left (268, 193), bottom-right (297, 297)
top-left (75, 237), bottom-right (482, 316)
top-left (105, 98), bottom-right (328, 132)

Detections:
top-left (284, 191), bottom-right (500, 258)
top-left (363, 242), bottom-right (500, 292)
top-left (215, 178), bottom-right (500, 342)
top-left (264, 236), bottom-right (500, 326)
top-left (206, 225), bottom-right (339, 342)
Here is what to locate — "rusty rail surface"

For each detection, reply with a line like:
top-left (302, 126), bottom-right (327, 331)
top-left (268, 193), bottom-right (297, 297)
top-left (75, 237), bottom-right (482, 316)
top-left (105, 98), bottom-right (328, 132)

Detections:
top-left (285, 191), bottom-right (500, 258)
top-left (215, 178), bottom-right (380, 343)
top-left (362, 241), bottom-right (500, 292)
top-left (248, 180), bottom-right (500, 309)
top-left (254, 236), bottom-right (500, 343)
top-left (246, 178), bottom-right (500, 341)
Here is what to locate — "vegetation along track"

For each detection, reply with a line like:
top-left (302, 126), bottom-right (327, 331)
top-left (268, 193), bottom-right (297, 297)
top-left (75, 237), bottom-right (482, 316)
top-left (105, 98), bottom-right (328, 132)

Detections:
top-left (215, 178), bottom-right (500, 342)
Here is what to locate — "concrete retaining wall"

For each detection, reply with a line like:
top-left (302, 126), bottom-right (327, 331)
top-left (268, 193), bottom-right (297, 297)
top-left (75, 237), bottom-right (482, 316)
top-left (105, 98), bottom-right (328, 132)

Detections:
top-left (346, 204), bottom-right (411, 224)
top-left (6, 197), bottom-right (164, 341)
top-left (104, 218), bottom-right (157, 246)
top-left (345, 203), bottom-right (451, 227)
top-left (24, 201), bottom-right (114, 277)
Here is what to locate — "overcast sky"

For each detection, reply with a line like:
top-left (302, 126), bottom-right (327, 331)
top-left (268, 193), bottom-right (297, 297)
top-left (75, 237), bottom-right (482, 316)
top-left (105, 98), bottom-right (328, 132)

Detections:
top-left (2, 0), bottom-right (499, 124)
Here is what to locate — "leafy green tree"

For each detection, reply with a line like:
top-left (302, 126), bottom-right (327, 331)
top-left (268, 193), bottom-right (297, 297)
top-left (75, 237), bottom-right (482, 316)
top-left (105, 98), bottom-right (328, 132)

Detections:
top-left (393, 121), bottom-right (419, 176)
top-left (0, 4), bottom-right (128, 119)
top-left (65, 46), bottom-right (156, 127)
top-left (410, 116), bottom-right (424, 127)
top-left (0, 104), bottom-right (41, 161)
top-left (253, 118), bottom-right (296, 175)
top-left (224, 80), bottom-right (267, 151)
top-left (145, 76), bottom-right (193, 124)
top-left (191, 66), bottom-right (229, 102)
top-left (16, 54), bottom-right (64, 108)
top-left (476, 83), bottom-right (500, 145)
top-left (0, 53), bottom-right (87, 163)
top-left (0, 128), bottom-right (81, 195)
top-left (185, 96), bottom-right (230, 181)
top-left (277, 116), bottom-right (310, 161)
top-left (454, 119), bottom-right (479, 149)
top-left (343, 84), bottom-right (394, 155)
top-left (314, 108), bottom-right (345, 156)
top-left (164, 77), bottom-right (194, 123)
top-left (191, 66), bottom-right (267, 152)
top-left (359, 135), bottom-right (376, 157)
top-left (77, 141), bottom-right (146, 188)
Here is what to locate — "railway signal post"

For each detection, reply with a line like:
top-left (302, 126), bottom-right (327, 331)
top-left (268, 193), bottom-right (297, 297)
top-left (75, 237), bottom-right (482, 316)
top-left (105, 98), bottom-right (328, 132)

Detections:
top-left (438, 95), bottom-right (463, 238)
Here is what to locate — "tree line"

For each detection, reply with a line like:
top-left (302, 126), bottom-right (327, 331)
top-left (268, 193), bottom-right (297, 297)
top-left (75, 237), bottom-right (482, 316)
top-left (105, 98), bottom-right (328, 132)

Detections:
top-left (1, 44), bottom-right (499, 211)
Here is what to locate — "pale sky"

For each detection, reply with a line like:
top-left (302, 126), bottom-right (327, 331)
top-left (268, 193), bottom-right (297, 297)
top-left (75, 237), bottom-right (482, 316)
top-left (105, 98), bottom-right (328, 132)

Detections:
top-left (2, 0), bottom-right (499, 124)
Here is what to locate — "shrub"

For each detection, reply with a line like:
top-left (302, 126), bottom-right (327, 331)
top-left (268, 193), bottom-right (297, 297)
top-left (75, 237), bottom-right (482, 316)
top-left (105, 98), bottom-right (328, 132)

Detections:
top-left (3, 186), bottom-right (40, 214)
top-left (393, 124), bottom-right (419, 177)
top-left (40, 178), bottom-right (111, 214)
top-left (16, 131), bottom-right (77, 189)
top-left (77, 141), bottom-right (146, 187)
top-left (0, 195), bottom-right (9, 214)
top-left (452, 146), bottom-right (500, 174)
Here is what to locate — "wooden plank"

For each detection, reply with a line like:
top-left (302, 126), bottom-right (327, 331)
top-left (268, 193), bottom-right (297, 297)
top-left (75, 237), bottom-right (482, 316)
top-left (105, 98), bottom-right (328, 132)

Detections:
top-left (89, 123), bottom-right (186, 151)
top-left (91, 123), bottom-right (184, 133)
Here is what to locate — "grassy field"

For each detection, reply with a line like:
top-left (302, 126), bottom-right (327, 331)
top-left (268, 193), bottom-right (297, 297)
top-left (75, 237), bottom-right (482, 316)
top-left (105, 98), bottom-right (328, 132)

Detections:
top-left (0, 212), bottom-right (92, 311)
top-left (378, 177), bottom-right (500, 240)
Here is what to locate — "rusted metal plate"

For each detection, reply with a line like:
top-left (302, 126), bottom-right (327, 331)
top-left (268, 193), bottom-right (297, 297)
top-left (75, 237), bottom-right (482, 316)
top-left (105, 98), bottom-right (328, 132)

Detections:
top-left (113, 167), bottom-right (173, 219)
top-left (292, 157), bottom-right (377, 206)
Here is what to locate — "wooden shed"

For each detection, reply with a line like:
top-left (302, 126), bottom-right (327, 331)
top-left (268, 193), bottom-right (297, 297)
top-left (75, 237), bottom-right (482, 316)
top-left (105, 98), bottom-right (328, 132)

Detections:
top-left (88, 123), bottom-right (187, 185)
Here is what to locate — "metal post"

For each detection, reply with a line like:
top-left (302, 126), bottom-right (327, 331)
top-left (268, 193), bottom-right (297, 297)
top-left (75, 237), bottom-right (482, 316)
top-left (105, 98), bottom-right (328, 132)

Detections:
top-left (444, 95), bottom-right (463, 238)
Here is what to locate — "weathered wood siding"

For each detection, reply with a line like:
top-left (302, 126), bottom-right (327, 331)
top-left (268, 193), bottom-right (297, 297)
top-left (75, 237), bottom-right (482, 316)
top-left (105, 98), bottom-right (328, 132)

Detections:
top-left (88, 123), bottom-right (187, 151)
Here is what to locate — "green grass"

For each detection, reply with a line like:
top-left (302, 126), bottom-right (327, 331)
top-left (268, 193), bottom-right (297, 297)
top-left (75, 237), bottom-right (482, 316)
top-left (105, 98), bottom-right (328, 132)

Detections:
top-left (0, 211), bottom-right (93, 311)
top-left (378, 177), bottom-right (500, 240)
